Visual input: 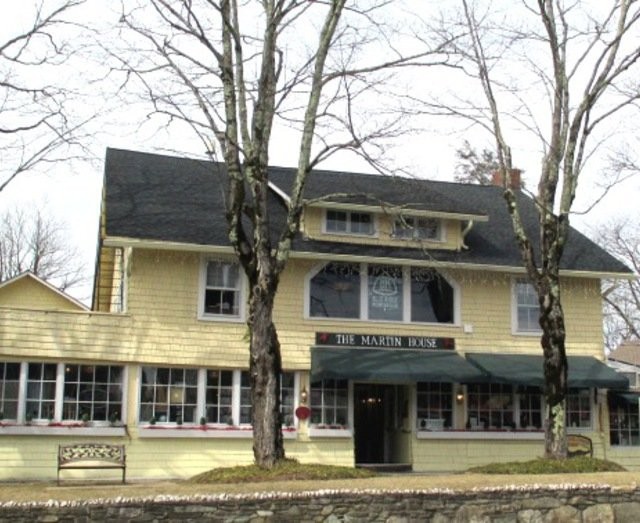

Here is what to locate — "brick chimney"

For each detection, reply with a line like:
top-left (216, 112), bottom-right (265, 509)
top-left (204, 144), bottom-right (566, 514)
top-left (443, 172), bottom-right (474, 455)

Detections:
top-left (492, 169), bottom-right (522, 190)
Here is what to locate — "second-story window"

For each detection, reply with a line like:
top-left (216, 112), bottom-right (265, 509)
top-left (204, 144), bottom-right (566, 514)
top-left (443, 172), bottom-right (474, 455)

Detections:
top-left (393, 216), bottom-right (440, 241)
top-left (202, 260), bottom-right (243, 319)
top-left (514, 280), bottom-right (541, 333)
top-left (309, 262), bottom-right (455, 324)
top-left (325, 210), bottom-right (373, 235)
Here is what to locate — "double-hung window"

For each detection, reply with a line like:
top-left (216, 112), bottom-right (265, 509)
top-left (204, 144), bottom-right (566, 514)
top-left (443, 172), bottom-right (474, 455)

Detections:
top-left (202, 260), bottom-right (243, 319)
top-left (514, 280), bottom-right (541, 333)
top-left (325, 210), bottom-right (373, 235)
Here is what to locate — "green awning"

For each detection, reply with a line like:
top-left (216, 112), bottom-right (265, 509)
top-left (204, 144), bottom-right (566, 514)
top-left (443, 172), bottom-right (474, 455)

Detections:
top-left (466, 353), bottom-right (629, 389)
top-left (610, 391), bottom-right (640, 405)
top-left (311, 348), bottom-right (486, 383)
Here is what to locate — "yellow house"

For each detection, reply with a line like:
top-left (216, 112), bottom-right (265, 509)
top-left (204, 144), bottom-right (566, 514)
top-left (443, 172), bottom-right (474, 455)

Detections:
top-left (0, 148), bottom-right (635, 481)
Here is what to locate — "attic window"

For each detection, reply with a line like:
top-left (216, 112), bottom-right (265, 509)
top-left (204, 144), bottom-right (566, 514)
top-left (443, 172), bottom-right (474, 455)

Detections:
top-left (393, 216), bottom-right (441, 241)
top-left (325, 210), bottom-right (373, 235)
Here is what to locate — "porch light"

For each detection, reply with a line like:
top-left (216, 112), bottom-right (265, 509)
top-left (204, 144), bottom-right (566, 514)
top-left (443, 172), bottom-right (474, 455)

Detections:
top-left (456, 388), bottom-right (464, 403)
top-left (300, 386), bottom-right (308, 405)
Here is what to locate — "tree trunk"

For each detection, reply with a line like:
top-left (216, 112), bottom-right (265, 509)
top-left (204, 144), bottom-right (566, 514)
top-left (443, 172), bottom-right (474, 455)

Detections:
top-left (247, 274), bottom-right (284, 467)
top-left (538, 276), bottom-right (568, 459)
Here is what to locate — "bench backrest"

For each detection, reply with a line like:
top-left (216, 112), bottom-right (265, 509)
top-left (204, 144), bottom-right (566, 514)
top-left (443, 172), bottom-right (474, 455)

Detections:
top-left (58, 444), bottom-right (125, 465)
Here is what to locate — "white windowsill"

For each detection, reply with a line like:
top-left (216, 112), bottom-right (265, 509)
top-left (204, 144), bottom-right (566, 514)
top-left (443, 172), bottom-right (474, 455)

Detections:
top-left (139, 426), bottom-right (298, 439)
top-left (417, 430), bottom-right (545, 441)
top-left (0, 425), bottom-right (126, 437)
top-left (309, 427), bottom-right (353, 438)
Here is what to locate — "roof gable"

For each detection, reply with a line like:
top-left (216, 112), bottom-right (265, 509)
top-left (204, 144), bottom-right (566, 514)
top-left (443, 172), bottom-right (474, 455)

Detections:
top-left (0, 272), bottom-right (87, 312)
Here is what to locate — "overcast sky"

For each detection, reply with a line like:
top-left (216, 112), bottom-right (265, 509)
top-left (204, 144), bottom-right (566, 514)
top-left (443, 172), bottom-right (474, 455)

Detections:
top-left (2, 1), bottom-right (639, 303)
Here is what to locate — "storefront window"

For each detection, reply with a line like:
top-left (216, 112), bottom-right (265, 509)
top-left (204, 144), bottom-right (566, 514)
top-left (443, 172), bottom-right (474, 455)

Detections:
top-left (518, 386), bottom-right (543, 429)
top-left (416, 382), bottom-right (452, 430)
top-left (63, 365), bottom-right (123, 422)
top-left (609, 393), bottom-right (640, 446)
top-left (0, 362), bottom-right (20, 420)
top-left (567, 388), bottom-right (591, 429)
top-left (205, 370), bottom-right (233, 424)
top-left (467, 383), bottom-right (514, 430)
top-left (310, 379), bottom-right (348, 427)
top-left (139, 367), bottom-right (198, 423)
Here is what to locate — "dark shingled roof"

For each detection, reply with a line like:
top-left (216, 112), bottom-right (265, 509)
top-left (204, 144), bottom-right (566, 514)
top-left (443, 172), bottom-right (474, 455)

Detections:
top-left (103, 148), bottom-right (631, 275)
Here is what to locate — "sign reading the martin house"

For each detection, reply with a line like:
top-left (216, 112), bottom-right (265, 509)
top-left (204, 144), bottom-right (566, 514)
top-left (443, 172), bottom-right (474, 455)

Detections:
top-left (315, 332), bottom-right (455, 350)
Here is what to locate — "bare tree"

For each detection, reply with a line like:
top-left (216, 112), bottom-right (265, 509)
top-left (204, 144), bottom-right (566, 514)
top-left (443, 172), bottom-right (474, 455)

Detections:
top-left (0, 207), bottom-right (85, 292)
top-left (596, 219), bottom-right (640, 352)
top-left (114, 1), bottom-right (447, 466)
top-left (0, 0), bottom-right (90, 193)
top-left (454, 140), bottom-right (499, 184)
top-left (429, 1), bottom-right (640, 458)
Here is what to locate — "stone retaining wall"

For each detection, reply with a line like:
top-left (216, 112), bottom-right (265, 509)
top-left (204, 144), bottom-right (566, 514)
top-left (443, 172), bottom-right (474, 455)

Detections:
top-left (1, 485), bottom-right (640, 522)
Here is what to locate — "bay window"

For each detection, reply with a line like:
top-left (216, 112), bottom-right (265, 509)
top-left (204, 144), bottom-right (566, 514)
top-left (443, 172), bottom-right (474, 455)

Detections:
top-left (309, 262), bottom-right (456, 324)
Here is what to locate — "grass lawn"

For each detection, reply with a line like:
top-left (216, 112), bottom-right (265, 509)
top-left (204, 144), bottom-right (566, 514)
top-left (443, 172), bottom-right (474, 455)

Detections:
top-left (0, 458), bottom-right (639, 505)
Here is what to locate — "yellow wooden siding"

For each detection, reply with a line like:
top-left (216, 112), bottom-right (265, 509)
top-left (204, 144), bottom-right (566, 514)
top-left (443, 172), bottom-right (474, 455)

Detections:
top-left (0, 250), bottom-right (605, 367)
top-left (302, 206), bottom-right (462, 250)
top-left (0, 277), bottom-right (82, 312)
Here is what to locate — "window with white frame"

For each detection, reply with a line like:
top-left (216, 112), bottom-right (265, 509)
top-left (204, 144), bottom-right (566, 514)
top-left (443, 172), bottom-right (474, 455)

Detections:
top-left (567, 388), bottom-right (592, 429)
top-left (0, 363), bottom-right (20, 420)
top-left (202, 260), bottom-right (243, 318)
top-left (309, 262), bottom-right (455, 324)
top-left (63, 364), bottom-right (123, 422)
top-left (139, 367), bottom-right (198, 423)
top-left (0, 361), bottom-right (125, 424)
top-left (416, 382), bottom-right (452, 430)
top-left (204, 369), bottom-right (233, 424)
top-left (609, 393), bottom-right (640, 446)
top-left (517, 386), bottom-right (543, 429)
top-left (325, 210), bottom-right (374, 235)
top-left (310, 379), bottom-right (348, 428)
top-left (26, 363), bottom-right (57, 421)
top-left (139, 367), bottom-right (297, 427)
top-left (239, 371), bottom-right (296, 426)
top-left (514, 280), bottom-right (541, 333)
top-left (467, 383), bottom-right (515, 430)
top-left (393, 216), bottom-right (440, 241)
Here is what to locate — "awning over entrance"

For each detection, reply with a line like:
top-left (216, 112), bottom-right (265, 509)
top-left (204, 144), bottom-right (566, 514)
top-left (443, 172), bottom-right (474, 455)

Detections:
top-left (466, 353), bottom-right (629, 389)
top-left (311, 347), bottom-right (486, 383)
top-left (610, 391), bottom-right (640, 405)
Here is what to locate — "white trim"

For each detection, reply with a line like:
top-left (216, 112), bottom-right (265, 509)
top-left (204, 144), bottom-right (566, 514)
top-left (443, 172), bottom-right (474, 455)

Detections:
top-left (267, 180), bottom-right (291, 204)
top-left (0, 426), bottom-right (127, 437)
top-left (417, 430), bottom-right (545, 440)
top-left (139, 427), bottom-right (298, 439)
top-left (308, 201), bottom-right (489, 222)
top-left (102, 236), bottom-right (634, 280)
top-left (511, 278), bottom-right (542, 336)
top-left (0, 271), bottom-right (89, 311)
top-left (308, 427), bottom-right (353, 438)
top-left (304, 261), bottom-right (460, 326)
top-left (322, 209), bottom-right (378, 238)
top-left (197, 257), bottom-right (246, 323)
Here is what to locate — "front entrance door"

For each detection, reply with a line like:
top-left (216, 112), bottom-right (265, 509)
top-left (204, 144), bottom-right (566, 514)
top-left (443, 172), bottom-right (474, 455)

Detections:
top-left (354, 383), bottom-right (409, 466)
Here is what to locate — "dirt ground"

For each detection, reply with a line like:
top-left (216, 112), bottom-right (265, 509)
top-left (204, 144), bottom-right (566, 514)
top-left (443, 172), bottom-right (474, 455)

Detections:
top-left (1, 472), bottom-right (639, 504)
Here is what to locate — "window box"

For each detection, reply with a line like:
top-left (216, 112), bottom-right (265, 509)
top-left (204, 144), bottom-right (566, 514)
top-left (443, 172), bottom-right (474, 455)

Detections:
top-left (417, 429), bottom-right (545, 440)
top-left (139, 424), bottom-right (297, 439)
top-left (309, 425), bottom-right (352, 438)
top-left (0, 422), bottom-right (126, 437)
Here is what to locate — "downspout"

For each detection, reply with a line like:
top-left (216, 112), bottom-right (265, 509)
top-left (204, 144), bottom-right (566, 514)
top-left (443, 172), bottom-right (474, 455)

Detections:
top-left (460, 220), bottom-right (474, 250)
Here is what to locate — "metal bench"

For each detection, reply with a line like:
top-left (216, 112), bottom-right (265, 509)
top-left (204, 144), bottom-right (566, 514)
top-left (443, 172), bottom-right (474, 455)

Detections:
top-left (567, 434), bottom-right (593, 458)
top-left (57, 443), bottom-right (126, 485)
